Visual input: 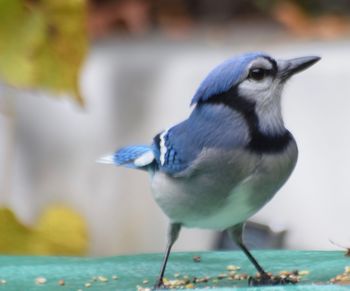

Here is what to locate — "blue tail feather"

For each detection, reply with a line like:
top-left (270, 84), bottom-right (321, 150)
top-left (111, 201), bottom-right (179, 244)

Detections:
top-left (114, 145), bottom-right (154, 169)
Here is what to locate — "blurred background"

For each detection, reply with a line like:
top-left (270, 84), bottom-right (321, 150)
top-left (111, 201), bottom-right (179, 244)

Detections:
top-left (1, 0), bottom-right (350, 256)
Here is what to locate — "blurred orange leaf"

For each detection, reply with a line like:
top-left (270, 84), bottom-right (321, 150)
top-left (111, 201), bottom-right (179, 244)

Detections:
top-left (0, 0), bottom-right (88, 105)
top-left (273, 1), bottom-right (350, 39)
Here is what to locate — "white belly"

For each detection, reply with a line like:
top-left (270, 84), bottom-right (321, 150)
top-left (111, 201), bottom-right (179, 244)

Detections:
top-left (151, 144), bottom-right (298, 230)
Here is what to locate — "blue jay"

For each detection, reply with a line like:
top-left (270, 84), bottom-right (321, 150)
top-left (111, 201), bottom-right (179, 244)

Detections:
top-left (99, 52), bottom-right (320, 287)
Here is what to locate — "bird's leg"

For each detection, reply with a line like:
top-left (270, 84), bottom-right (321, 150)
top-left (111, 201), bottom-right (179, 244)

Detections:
top-left (154, 223), bottom-right (181, 289)
top-left (228, 223), bottom-right (296, 286)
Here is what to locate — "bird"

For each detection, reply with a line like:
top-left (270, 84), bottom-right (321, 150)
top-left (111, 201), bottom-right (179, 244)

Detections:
top-left (98, 52), bottom-right (320, 287)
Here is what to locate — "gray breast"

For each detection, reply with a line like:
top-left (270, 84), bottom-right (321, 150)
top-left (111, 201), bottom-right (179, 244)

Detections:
top-left (151, 138), bottom-right (298, 230)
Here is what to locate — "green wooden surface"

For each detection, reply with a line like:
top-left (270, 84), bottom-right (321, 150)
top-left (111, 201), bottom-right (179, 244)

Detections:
top-left (0, 251), bottom-right (349, 290)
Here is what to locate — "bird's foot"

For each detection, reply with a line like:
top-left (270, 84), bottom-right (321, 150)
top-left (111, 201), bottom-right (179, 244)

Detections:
top-left (248, 272), bottom-right (299, 286)
top-left (153, 279), bottom-right (167, 290)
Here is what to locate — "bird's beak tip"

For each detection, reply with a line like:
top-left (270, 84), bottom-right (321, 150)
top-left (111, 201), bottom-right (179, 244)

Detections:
top-left (278, 55), bottom-right (321, 80)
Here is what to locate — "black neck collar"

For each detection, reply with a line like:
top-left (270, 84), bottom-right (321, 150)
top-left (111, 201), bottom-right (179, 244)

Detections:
top-left (198, 89), bottom-right (292, 154)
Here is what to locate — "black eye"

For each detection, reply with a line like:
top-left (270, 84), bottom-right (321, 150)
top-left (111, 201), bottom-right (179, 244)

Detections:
top-left (249, 68), bottom-right (269, 81)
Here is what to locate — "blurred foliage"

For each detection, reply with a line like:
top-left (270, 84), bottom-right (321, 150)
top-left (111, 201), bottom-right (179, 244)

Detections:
top-left (0, 0), bottom-right (87, 105)
top-left (0, 205), bottom-right (88, 255)
top-left (88, 0), bottom-right (350, 40)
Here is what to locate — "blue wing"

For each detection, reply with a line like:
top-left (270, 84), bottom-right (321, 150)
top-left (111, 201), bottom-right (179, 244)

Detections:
top-left (152, 103), bottom-right (249, 175)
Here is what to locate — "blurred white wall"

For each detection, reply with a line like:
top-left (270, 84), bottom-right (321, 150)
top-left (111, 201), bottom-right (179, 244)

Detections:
top-left (0, 34), bottom-right (349, 255)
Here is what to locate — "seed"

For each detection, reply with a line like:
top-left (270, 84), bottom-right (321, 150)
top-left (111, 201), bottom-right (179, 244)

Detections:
top-left (185, 283), bottom-right (195, 288)
top-left (239, 274), bottom-right (248, 280)
top-left (280, 274), bottom-right (288, 279)
top-left (233, 274), bottom-right (241, 280)
top-left (58, 279), bottom-right (65, 286)
top-left (97, 275), bottom-right (108, 282)
top-left (194, 276), bottom-right (209, 283)
top-left (0, 279), bottom-right (6, 285)
top-left (299, 270), bottom-right (310, 276)
top-left (35, 277), bottom-right (47, 285)
top-left (174, 273), bottom-right (180, 278)
top-left (226, 265), bottom-right (240, 271)
top-left (112, 275), bottom-right (118, 280)
top-left (183, 277), bottom-right (190, 284)
top-left (336, 275), bottom-right (343, 280)
top-left (217, 273), bottom-right (227, 279)
top-left (193, 256), bottom-right (201, 262)
top-left (142, 279), bottom-right (149, 284)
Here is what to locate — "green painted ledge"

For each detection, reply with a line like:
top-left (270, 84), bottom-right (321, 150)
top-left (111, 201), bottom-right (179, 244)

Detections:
top-left (0, 251), bottom-right (349, 290)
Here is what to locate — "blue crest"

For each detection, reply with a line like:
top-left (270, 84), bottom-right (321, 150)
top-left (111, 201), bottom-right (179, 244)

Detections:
top-left (191, 52), bottom-right (269, 105)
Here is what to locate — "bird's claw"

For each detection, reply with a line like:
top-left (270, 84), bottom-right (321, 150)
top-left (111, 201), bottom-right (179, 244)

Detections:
top-left (248, 272), bottom-right (298, 286)
top-left (153, 279), bottom-right (167, 290)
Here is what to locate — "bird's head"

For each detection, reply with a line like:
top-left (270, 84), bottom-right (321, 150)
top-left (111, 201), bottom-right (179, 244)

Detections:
top-left (191, 52), bottom-right (320, 135)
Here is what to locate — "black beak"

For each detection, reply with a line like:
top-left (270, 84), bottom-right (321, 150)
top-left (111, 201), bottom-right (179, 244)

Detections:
top-left (278, 56), bottom-right (321, 81)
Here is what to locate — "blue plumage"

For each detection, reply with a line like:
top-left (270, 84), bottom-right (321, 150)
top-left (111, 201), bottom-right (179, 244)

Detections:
top-left (191, 52), bottom-right (267, 105)
top-left (114, 145), bottom-right (153, 168)
top-left (155, 103), bottom-right (249, 175)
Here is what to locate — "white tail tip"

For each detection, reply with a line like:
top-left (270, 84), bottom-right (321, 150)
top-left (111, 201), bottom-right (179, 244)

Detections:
top-left (96, 154), bottom-right (115, 164)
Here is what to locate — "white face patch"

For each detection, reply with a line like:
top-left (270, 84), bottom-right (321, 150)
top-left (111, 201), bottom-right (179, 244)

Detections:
top-left (238, 57), bottom-right (276, 104)
top-left (237, 57), bottom-right (285, 135)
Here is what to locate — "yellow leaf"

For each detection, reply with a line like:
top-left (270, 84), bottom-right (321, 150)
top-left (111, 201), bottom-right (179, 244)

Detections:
top-left (0, 208), bottom-right (34, 254)
top-left (35, 205), bottom-right (88, 255)
top-left (0, 0), bottom-right (87, 105)
top-left (0, 206), bottom-right (88, 255)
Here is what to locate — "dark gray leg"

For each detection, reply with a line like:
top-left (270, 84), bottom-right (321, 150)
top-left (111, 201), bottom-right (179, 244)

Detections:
top-left (227, 223), bottom-right (268, 277)
top-left (154, 223), bottom-right (181, 289)
top-left (227, 223), bottom-right (297, 286)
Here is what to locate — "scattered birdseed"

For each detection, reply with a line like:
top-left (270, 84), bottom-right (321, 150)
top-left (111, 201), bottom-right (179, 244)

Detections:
top-left (84, 282), bottom-right (92, 288)
top-left (192, 255), bottom-right (201, 263)
top-left (97, 275), bottom-right (108, 282)
top-left (330, 266), bottom-right (350, 284)
top-left (58, 279), bottom-right (65, 286)
top-left (135, 263), bottom-right (308, 290)
top-left (137, 285), bottom-right (151, 291)
top-left (0, 279), bottom-right (6, 285)
top-left (248, 271), bottom-right (301, 286)
top-left (112, 275), bottom-right (118, 280)
top-left (35, 277), bottom-right (47, 285)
